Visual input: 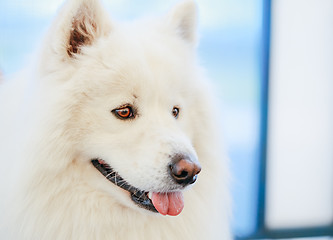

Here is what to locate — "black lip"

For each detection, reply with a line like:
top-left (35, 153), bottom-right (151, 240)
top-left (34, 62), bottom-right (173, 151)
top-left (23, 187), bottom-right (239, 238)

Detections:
top-left (91, 159), bottom-right (157, 213)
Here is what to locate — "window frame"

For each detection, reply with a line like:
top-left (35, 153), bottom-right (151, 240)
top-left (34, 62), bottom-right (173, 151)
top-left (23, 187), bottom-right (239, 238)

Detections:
top-left (238, 0), bottom-right (333, 239)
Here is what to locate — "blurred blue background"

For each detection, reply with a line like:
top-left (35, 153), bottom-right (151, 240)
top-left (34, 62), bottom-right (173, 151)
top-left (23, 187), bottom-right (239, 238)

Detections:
top-left (0, 0), bottom-right (263, 237)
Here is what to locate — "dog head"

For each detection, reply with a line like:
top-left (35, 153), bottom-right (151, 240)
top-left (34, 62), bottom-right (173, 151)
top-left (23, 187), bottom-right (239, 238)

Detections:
top-left (39, 0), bottom-right (208, 216)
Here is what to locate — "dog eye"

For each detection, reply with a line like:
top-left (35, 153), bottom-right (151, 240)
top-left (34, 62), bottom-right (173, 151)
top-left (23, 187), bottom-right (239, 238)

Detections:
top-left (172, 107), bottom-right (180, 119)
top-left (112, 106), bottom-right (134, 120)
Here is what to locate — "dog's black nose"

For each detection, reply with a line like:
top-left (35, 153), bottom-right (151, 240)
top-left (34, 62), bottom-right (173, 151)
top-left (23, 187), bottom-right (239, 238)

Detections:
top-left (169, 155), bottom-right (201, 185)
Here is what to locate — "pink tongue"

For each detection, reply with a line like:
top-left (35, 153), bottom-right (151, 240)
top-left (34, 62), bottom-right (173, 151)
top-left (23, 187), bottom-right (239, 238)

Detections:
top-left (151, 192), bottom-right (184, 216)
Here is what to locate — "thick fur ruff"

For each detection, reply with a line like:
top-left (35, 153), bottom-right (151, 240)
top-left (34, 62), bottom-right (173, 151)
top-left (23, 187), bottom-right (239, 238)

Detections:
top-left (0, 0), bottom-right (231, 239)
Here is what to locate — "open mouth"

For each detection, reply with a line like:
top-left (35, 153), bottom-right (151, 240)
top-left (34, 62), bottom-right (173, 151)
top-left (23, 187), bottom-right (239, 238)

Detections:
top-left (91, 159), bottom-right (157, 213)
top-left (91, 159), bottom-right (184, 216)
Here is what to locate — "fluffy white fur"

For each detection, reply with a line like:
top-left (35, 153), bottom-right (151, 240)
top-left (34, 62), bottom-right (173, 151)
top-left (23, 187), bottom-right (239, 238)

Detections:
top-left (0, 0), bottom-right (231, 239)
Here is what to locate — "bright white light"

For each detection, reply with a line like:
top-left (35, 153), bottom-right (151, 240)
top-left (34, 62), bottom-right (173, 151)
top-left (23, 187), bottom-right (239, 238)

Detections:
top-left (266, 0), bottom-right (333, 229)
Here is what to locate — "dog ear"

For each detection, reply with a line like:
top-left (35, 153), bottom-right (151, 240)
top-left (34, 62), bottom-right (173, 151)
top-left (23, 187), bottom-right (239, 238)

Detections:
top-left (168, 0), bottom-right (198, 46)
top-left (47, 0), bottom-right (111, 59)
top-left (66, 0), bottom-right (112, 57)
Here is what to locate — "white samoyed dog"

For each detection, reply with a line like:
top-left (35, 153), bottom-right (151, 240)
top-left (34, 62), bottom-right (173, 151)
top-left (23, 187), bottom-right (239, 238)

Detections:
top-left (0, 0), bottom-right (231, 239)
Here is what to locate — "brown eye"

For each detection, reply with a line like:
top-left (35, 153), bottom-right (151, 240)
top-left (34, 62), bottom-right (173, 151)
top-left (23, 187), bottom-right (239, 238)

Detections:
top-left (112, 106), bottom-right (134, 120)
top-left (172, 107), bottom-right (180, 119)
